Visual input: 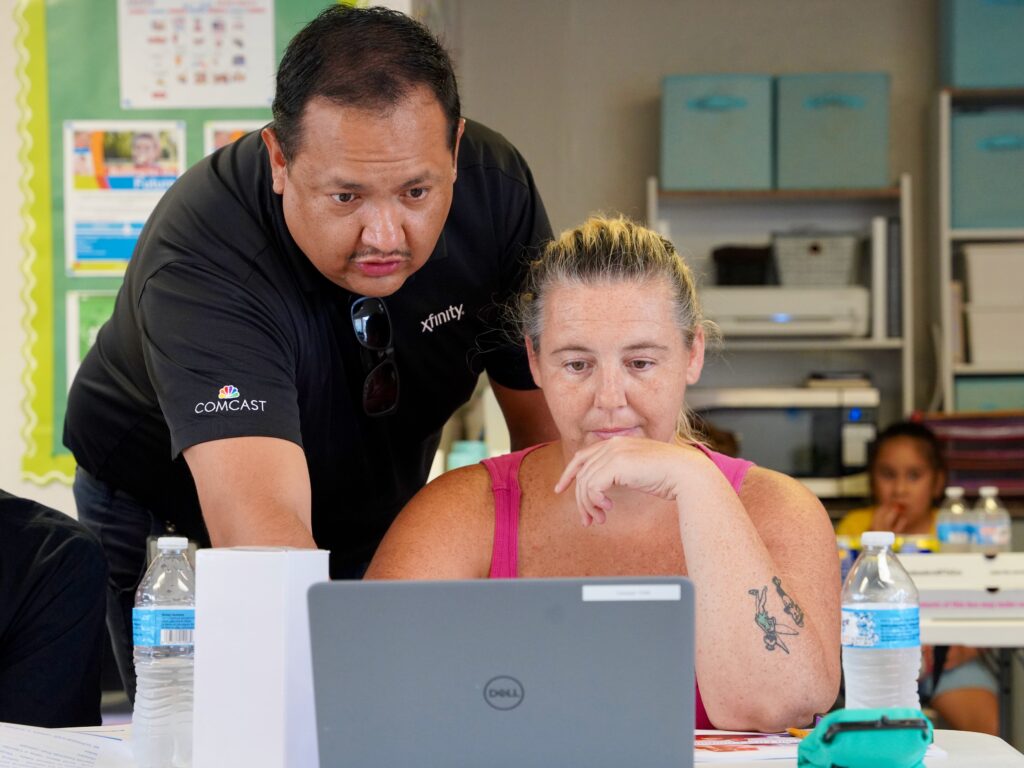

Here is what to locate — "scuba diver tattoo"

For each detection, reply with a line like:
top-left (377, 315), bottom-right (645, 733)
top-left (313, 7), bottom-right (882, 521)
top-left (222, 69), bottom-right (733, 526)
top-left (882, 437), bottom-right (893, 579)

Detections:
top-left (748, 585), bottom-right (799, 653)
top-left (772, 575), bottom-right (805, 628)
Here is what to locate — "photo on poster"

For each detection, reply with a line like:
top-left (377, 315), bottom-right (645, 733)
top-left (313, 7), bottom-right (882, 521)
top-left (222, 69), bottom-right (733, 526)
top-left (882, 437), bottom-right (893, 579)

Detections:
top-left (65, 291), bottom-right (118, 389)
top-left (64, 120), bottom-right (185, 275)
top-left (118, 0), bottom-right (276, 109)
top-left (203, 119), bottom-right (267, 155)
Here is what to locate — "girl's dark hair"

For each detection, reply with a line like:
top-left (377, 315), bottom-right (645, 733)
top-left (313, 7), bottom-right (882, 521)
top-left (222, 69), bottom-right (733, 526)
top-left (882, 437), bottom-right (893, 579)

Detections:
top-left (868, 421), bottom-right (946, 475)
top-left (272, 5), bottom-right (460, 161)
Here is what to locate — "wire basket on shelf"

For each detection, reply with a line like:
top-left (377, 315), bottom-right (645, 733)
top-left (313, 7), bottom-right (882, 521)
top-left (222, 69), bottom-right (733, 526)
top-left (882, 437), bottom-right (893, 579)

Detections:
top-left (772, 231), bottom-right (861, 287)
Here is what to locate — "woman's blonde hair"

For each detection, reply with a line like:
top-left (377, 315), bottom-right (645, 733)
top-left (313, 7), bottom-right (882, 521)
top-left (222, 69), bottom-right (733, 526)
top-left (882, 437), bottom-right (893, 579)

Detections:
top-left (516, 215), bottom-right (718, 443)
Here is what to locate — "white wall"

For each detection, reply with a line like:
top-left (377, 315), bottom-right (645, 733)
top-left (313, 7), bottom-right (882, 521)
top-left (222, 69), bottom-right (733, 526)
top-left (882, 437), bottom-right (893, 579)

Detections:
top-left (0, 0), bottom-right (75, 514)
top-left (448, 0), bottom-right (939, 409)
top-left (0, 1), bottom-right (941, 512)
top-left (0, 1), bottom-right (973, 508)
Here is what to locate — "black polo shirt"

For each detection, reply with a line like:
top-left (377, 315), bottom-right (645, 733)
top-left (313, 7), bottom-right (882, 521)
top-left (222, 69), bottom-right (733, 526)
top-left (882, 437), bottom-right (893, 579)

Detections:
top-left (64, 120), bottom-right (551, 574)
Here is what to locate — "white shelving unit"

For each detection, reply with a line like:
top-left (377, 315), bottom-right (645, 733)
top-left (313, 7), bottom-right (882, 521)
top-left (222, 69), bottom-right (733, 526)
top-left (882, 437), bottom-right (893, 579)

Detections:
top-left (936, 89), bottom-right (1024, 412)
top-left (646, 173), bottom-right (915, 426)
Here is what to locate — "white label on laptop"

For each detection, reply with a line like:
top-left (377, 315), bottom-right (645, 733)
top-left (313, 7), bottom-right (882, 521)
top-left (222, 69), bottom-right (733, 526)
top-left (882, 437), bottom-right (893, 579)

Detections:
top-left (582, 584), bottom-right (681, 602)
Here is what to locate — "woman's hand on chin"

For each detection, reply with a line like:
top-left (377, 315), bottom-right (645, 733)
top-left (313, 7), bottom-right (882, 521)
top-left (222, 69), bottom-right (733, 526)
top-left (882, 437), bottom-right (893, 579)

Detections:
top-left (553, 436), bottom-right (696, 526)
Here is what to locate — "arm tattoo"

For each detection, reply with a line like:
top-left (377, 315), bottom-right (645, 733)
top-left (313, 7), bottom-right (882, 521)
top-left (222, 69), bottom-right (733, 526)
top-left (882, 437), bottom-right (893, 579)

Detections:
top-left (748, 585), bottom-right (799, 654)
top-left (772, 576), bottom-right (806, 628)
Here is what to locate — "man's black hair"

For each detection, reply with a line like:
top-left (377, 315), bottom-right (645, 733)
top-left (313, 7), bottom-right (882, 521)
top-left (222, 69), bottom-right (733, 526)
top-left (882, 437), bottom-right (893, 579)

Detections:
top-left (271, 5), bottom-right (460, 160)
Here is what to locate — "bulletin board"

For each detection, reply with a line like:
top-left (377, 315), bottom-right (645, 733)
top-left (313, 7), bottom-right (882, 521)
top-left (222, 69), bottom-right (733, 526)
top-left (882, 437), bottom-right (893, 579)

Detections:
top-left (16, 0), bottom-right (337, 483)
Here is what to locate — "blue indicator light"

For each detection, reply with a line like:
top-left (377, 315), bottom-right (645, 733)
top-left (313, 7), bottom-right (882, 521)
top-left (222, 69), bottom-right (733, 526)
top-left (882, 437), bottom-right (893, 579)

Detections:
top-left (849, 407), bottom-right (862, 421)
top-left (771, 313), bottom-right (791, 323)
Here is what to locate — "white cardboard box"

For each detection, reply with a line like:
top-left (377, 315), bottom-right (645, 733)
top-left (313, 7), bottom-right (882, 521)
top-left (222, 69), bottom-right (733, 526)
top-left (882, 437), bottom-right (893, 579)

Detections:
top-left (965, 304), bottom-right (1024, 365)
top-left (900, 553), bottom-right (1024, 619)
top-left (963, 242), bottom-right (1024, 307)
top-left (193, 548), bottom-right (329, 768)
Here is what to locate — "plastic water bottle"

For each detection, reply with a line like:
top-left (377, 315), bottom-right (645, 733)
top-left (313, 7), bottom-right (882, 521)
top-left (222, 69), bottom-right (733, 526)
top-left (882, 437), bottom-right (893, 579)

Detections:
top-left (840, 530), bottom-right (921, 709)
top-left (936, 486), bottom-right (973, 553)
top-left (133, 537), bottom-right (195, 768)
top-left (973, 485), bottom-right (1012, 554)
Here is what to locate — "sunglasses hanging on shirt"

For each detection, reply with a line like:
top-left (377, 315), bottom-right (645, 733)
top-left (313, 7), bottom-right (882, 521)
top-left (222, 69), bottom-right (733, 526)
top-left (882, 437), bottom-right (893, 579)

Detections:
top-left (350, 296), bottom-right (399, 417)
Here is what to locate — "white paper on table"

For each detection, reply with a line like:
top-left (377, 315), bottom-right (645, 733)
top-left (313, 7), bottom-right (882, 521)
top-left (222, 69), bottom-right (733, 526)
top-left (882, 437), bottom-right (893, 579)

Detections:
top-left (694, 730), bottom-right (801, 762)
top-left (0, 722), bottom-right (134, 767)
top-left (62, 724), bottom-right (133, 742)
top-left (694, 729), bottom-right (947, 763)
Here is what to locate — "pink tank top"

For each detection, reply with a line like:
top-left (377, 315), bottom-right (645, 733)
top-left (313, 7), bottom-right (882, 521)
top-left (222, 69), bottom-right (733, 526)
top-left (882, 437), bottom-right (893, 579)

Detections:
top-left (480, 442), bottom-right (755, 730)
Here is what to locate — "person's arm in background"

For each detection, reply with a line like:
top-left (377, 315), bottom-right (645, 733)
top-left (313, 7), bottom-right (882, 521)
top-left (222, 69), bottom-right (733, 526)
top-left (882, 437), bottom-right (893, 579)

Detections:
top-left (184, 436), bottom-right (316, 548)
top-left (489, 379), bottom-right (558, 451)
top-left (0, 499), bottom-right (107, 727)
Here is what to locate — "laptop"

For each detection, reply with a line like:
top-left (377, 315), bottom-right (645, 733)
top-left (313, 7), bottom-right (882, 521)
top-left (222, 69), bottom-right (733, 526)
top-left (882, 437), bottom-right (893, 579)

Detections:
top-left (308, 577), bottom-right (695, 768)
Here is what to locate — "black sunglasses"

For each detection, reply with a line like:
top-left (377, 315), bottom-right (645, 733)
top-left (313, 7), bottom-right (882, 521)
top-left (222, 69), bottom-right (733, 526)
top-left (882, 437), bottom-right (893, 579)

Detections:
top-left (350, 297), bottom-right (399, 417)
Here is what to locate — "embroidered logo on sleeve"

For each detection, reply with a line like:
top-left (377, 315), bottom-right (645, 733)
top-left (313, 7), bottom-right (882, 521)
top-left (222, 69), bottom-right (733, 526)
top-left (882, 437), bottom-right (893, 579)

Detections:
top-left (218, 385), bottom-right (240, 400)
top-left (195, 385), bottom-right (266, 414)
top-left (420, 303), bottom-right (464, 333)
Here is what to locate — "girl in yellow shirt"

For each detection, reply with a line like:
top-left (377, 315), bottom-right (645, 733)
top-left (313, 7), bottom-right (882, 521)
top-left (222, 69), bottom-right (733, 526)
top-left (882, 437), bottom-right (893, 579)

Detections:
top-left (836, 421), bottom-right (998, 735)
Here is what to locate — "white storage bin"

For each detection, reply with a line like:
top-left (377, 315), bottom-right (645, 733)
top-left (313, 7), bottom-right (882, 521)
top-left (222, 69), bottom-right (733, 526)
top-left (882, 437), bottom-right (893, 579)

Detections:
top-left (963, 243), bottom-right (1024, 307)
top-left (966, 304), bottom-right (1024, 365)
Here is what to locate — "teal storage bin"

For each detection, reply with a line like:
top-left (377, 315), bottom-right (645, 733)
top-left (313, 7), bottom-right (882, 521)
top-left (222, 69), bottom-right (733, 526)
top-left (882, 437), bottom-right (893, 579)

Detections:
top-left (660, 74), bottom-right (773, 190)
top-left (776, 73), bottom-right (890, 189)
top-left (942, 0), bottom-right (1024, 88)
top-left (955, 376), bottom-right (1024, 411)
top-left (951, 108), bottom-right (1024, 228)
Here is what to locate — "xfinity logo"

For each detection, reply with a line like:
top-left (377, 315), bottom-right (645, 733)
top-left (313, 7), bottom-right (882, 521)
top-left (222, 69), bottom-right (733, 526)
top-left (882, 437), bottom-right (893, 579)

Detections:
top-left (420, 303), bottom-right (464, 333)
top-left (483, 676), bottom-right (524, 711)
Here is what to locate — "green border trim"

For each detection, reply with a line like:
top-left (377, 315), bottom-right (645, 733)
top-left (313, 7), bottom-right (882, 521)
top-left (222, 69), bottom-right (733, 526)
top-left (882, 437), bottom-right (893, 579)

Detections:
top-left (18, 0), bottom-right (74, 483)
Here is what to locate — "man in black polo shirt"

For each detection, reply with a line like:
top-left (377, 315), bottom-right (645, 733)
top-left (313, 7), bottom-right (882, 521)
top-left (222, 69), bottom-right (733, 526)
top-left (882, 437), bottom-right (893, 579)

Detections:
top-left (64, 5), bottom-right (556, 701)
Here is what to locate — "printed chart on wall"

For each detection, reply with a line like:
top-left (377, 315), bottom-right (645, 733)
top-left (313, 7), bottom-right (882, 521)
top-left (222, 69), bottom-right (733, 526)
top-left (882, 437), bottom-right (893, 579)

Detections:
top-left (16, 0), bottom-right (339, 483)
top-left (65, 120), bottom-right (185, 275)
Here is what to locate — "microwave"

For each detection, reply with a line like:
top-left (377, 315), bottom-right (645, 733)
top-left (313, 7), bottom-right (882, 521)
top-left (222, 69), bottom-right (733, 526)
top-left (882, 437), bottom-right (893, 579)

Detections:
top-left (689, 387), bottom-right (879, 498)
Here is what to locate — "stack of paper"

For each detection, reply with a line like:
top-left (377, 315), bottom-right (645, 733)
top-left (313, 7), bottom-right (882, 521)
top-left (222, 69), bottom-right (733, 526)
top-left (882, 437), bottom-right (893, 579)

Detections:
top-left (0, 722), bottom-right (132, 767)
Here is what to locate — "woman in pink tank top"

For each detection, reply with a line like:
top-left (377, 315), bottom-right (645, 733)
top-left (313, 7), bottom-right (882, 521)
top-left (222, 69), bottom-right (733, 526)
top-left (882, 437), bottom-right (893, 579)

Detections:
top-left (368, 216), bottom-right (841, 733)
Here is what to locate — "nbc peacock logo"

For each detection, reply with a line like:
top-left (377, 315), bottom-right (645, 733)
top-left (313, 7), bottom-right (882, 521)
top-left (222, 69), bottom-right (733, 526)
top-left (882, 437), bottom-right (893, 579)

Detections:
top-left (218, 385), bottom-right (240, 400)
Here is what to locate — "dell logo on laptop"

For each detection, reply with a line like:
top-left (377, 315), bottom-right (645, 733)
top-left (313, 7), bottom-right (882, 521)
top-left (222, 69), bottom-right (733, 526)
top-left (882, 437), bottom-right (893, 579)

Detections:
top-left (483, 676), bottom-right (524, 710)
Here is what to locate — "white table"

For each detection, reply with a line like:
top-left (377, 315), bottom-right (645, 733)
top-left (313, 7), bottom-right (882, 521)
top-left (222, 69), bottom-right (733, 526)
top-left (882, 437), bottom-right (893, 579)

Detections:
top-left (921, 616), bottom-right (1024, 743)
top-left (705, 730), bottom-right (1023, 767)
top-left (921, 617), bottom-right (1024, 647)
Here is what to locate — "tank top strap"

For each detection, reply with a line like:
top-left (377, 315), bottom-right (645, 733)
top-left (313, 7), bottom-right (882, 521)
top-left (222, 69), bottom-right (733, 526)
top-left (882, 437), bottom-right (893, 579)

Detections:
top-left (692, 443), bottom-right (755, 493)
top-left (481, 443), bottom-right (547, 579)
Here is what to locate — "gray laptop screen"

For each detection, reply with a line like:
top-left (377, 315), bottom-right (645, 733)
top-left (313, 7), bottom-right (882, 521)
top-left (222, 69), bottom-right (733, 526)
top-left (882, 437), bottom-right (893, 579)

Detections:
top-left (308, 577), bottom-right (695, 768)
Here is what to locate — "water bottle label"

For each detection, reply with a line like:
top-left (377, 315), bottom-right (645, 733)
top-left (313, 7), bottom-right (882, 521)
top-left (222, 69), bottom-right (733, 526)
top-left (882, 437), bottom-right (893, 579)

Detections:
top-left (133, 607), bottom-right (195, 647)
top-left (936, 521), bottom-right (973, 544)
top-left (841, 607), bottom-right (919, 649)
top-left (976, 524), bottom-right (1010, 546)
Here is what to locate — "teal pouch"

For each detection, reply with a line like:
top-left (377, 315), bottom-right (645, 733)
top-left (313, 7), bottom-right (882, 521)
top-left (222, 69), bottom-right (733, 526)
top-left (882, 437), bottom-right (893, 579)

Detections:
top-left (797, 708), bottom-right (933, 768)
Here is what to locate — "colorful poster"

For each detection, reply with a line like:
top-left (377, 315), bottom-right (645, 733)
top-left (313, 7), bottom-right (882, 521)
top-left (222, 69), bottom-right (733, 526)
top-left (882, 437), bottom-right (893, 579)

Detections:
top-left (118, 0), bottom-right (276, 109)
top-left (63, 120), bottom-right (185, 275)
top-left (203, 119), bottom-right (266, 154)
top-left (18, 0), bottom-right (322, 484)
top-left (65, 291), bottom-right (118, 388)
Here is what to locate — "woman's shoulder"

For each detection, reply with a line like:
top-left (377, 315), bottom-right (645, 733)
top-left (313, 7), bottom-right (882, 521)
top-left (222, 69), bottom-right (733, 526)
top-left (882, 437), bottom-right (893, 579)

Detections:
top-left (693, 444), bottom-right (755, 491)
top-left (413, 462), bottom-right (496, 514)
top-left (738, 466), bottom-right (832, 531)
top-left (739, 465), bottom-right (816, 504)
top-left (365, 463), bottom-right (496, 579)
